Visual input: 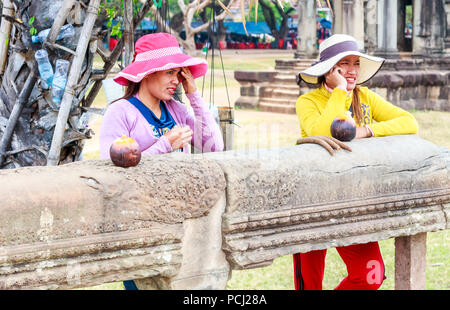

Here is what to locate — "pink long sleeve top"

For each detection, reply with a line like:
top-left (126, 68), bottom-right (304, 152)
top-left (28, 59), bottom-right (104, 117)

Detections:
top-left (99, 90), bottom-right (224, 159)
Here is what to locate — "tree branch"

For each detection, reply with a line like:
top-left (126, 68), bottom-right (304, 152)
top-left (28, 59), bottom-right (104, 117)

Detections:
top-left (0, 64), bottom-right (38, 167)
top-left (0, 0), bottom-right (14, 77)
top-left (82, 0), bottom-right (153, 109)
top-left (123, 0), bottom-right (134, 66)
top-left (259, 0), bottom-right (279, 37)
top-left (46, 0), bottom-right (102, 166)
top-left (44, 0), bottom-right (76, 48)
top-left (185, 0), bottom-right (236, 36)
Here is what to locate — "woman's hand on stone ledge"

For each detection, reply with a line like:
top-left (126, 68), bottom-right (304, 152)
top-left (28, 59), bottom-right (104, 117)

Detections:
top-left (296, 135), bottom-right (352, 156)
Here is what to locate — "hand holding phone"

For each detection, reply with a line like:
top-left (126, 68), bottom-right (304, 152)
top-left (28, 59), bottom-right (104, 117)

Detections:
top-left (325, 65), bottom-right (347, 90)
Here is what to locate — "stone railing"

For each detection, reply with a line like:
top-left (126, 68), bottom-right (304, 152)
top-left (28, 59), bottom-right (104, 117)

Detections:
top-left (234, 58), bottom-right (450, 114)
top-left (0, 135), bottom-right (449, 290)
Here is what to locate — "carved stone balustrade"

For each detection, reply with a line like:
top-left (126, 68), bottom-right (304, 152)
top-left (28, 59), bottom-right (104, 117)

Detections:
top-left (0, 135), bottom-right (448, 290)
top-left (0, 156), bottom-right (226, 289)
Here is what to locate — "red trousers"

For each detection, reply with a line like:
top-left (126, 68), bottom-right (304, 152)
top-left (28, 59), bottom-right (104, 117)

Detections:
top-left (293, 242), bottom-right (385, 290)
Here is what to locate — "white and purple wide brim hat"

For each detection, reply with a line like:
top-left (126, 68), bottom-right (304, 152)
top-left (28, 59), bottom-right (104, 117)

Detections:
top-left (298, 34), bottom-right (385, 85)
top-left (114, 32), bottom-right (208, 86)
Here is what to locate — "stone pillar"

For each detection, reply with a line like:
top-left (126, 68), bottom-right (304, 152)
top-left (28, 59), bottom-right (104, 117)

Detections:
top-left (395, 233), bottom-right (427, 290)
top-left (412, 0), bottom-right (447, 57)
top-left (333, 0), bottom-right (365, 50)
top-left (365, 0), bottom-right (378, 53)
top-left (218, 107), bottom-right (234, 151)
top-left (345, 0), bottom-right (365, 49)
top-left (333, 0), bottom-right (343, 35)
top-left (374, 0), bottom-right (400, 58)
top-left (134, 194), bottom-right (231, 290)
top-left (295, 0), bottom-right (318, 58)
top-left (412, 0), bottom-right (426, 55)
top-left (446, 0), bottom-right (450, 52)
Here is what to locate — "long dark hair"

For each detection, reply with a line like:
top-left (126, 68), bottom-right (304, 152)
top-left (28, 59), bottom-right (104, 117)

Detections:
top-left (351, 86), bottom-right (363, 125)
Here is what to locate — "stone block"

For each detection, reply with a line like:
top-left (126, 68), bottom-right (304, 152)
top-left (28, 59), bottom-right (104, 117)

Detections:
top-left (438, 84), bottom-right (449, 100)
top-left (210, 135), bottom-right (450, 269)
top-left (135, 193), bottom-right (230, 290)
top-left (395, 233), bottom-right (427, 290)
top-left (422, 72), bottom-right (447, 86)
top-left (0, 136), bottom-right (449, 290)
top-left (234, 96), bottom-right (259, 109)
top-left (0, 154), bottom-right (226, 289)
top-left (240, 85), bottom-right (259, 97)
top-left (234, 71), bottom-right (277, 83)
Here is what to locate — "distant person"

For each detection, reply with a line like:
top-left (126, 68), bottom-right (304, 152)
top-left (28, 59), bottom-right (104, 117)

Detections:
top-left (294, 34), bottom-right (418, 290)
top-left (318, 18), bottom-right (332, 46)
top-left (109, 36), bottom-right (118, 51)
top-left (109, 36), bottom-right (122, 62)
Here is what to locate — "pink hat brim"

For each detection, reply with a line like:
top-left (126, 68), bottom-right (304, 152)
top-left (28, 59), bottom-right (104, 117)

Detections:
top-left (113, 53), bottom-right (208, 86)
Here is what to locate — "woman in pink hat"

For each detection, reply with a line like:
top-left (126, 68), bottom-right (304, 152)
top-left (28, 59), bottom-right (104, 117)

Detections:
top-left (293, 34), bottom-right (418, 290)
top-left (99, 32), bottom-right (223, 162)
top-left (99, 33), bottom-right (224, 290)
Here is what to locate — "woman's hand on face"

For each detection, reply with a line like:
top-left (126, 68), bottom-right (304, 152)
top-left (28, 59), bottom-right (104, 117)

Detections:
top-left (325, 66), bottom-right (347, 90)
top-left (179, 67), bottom-right (197, 94)
top-left (164, 126), bottom-right (193, 150)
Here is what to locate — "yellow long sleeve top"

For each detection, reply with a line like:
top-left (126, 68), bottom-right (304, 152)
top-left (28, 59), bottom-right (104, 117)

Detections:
top-left (295, 85), bottom-right (419, 138)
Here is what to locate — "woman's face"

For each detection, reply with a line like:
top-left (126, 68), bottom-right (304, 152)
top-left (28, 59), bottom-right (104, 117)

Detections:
top-left (329, 55), bottom-right (361, 91)
top-left (141, 68), bottom-right (182, 102)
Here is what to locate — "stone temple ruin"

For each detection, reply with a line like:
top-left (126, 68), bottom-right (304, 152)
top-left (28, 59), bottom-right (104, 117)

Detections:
top-left (0, 0), bottom-right (449, 291)
top-left (235, 0), bottom-right (450, 114)
top-left (0, 135), bottom-right (449, 289)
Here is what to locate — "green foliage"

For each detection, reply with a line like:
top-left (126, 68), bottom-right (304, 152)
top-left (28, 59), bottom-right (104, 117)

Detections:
top-left (111, 21), bottom-right (122, 38)
top-left (246, 3), bottom-right (265, 22)
top-left (153, 0), bottom-right (162, 8)
top-left (405, 4), bottom-right (413, 25)
top-left (99, 0), bottom-right (122, 38)
top-left (247, 0), bottom-right (293, 24)
top-left (98, 0), bottom-right (147, 39)
top-left (28, 16), bottom-right (37, 36)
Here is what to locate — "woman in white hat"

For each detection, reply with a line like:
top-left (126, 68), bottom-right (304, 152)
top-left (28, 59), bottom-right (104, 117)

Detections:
top-left (293, 34), bottom-right (418, 290)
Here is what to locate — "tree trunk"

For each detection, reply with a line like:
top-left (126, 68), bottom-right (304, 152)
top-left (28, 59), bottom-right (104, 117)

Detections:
top-left (153, 0), bottom-right (235, 55)
top-left (0, 0), bottom-right (87, 169)
top-left (199, 1), bottom-right (229, 49)
top-left (0, 0), bottom-right (152, 169)
top-left (259, 0), bottom-right (294, 42)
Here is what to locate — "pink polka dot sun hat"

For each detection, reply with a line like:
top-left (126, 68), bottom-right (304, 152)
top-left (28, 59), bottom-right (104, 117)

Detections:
top-left (114, 32), bottom-right (208, 86)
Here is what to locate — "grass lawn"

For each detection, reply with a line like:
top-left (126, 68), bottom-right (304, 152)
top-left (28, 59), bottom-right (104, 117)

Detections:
top-left (81, 53), bottom-right (449, 290)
